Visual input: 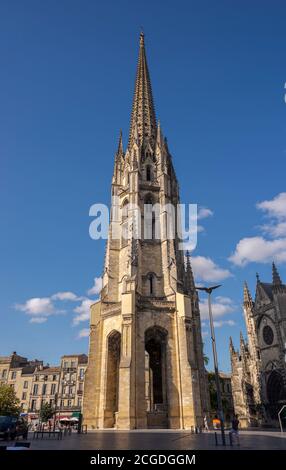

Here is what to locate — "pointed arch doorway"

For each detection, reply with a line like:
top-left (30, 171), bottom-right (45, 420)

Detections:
top-left (104, 330), bottom-right (121, 428)
top-left (145, 326), bottom-right (168, 428)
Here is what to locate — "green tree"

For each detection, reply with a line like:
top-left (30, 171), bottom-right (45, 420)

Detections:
top-left (39, 402), bottom-right (54, 423)
top-left (208, 372), bottom-right (229, 413)
top-left (0, 384), bottom-right (21, 416)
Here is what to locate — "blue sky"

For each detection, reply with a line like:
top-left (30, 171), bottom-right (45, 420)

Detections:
top-left (0, 0), bottom-right (286, 372)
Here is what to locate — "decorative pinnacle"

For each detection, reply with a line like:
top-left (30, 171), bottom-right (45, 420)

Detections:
top-left (272, 261), bottom-right (282, 286)
top-left (229, 336), bottom-right (235, 352)
top-left (243, 281), bottom-right (253, 305)
top-left (140, 31), bottom-right (145, 47)
top-left (116, 130), bottom-right (124, 156)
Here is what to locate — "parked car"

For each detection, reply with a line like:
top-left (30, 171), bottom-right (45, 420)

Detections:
top-left (0, 416), bottom-right (28, 440)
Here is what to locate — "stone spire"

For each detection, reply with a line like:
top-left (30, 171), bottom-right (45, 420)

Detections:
top-left (243, 281), bottom-right (253, 307)
top-left (185, 251), bottom-right (195, 293)
top-left (116, 130), bottom-right (124, 157)
top-left (128, 32), bottom-right (156, 150)
top-left (272, 261), bottom-right (282, 287)
top-left (240, 331), bottom-right (245, 350)
top-left (229, 336), bottom-right (235, 354)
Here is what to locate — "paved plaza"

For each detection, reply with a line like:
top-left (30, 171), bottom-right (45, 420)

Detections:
top-left (1, 429), bottom-right (286, 450)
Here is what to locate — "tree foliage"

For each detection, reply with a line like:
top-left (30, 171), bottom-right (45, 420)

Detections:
top-left (39, 402), bottom-right (54, 422)
top-left (0, 384), bottom-right (21, 416)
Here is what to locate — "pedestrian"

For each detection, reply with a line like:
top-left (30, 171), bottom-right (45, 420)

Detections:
top-left (204, 415), bottom-right (209, 432)
top-left (230, 414), bottom-right (240, 446)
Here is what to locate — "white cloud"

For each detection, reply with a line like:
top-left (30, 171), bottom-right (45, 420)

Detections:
top-left (202, 330), bottom-right (209, 338)
top-left (260, 222), bottom-right (286, 238)
top-left (29, 317), bottom-right (48, 324)
top-left (51, 291), bottom-right (81, 301)
top-left (230, 193), bottom-right (286, 266)
top-left (15, 277), bottom-right (101, 326)
top-left (229, 236), bottom-right (286, 266)
top-left (256, 192), bottom-right (286, 220)
top-left (191, 256), bottom-right (232, 282)
top-left (213, 319), bottom-right (236, 328)
top-left (197, 207), bottom-right (214, 220)
top-left (199, 296), bottom-right (236, 320)
top-left (87, 277), bottom-right (102, 296)
top-left (15, 297), bottom-right (56, 316)
top-left (77, 328), bottom-right (90, 339)
top-left (73, 299), bottom-right (94, 325)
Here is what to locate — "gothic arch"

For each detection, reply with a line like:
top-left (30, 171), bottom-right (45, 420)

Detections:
top-left (144, 326), bottom-right (168, 426)
top-left (104, 330), bottom-right (121, 428)
top-left (267, 369), bottom-right (286, 404)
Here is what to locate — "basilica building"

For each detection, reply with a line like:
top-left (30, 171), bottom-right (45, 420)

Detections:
top-left (230, 263), bottom-right (286, 427)
top-left (82, 34), bottom-right (209, 429)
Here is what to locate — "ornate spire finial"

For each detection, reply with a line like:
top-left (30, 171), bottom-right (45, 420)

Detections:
top-left (185, 251), bottom-right (195, 293)
top-left (272, 261), bottom-right (282, 286)
top-left (140, 31), bottom-right (145, 46)
top-left (256, 272), bottom-right (260, 283)
top-left (243, 281), bottom-right (253, 306)
top-left (128, 33), bottom-right (156, 150)
top-left (116, 130), bottom-right (124, 156)
top-left (229, 336), bottom-right (234, 352)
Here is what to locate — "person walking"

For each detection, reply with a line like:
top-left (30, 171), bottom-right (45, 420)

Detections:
top-left (230, 414), bottom-right (240, 446)
top-left (204, 415), bottom-right (209, 432)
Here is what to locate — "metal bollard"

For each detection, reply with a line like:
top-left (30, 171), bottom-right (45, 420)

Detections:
top-left (214, 432), bottom-right (218, 446)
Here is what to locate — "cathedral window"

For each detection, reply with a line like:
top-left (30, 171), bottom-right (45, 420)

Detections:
top-left (146, 165), bottom-right (151, 181)
top-left (147, 273), bottom-right (155, 296)
top-left (121, 199), bottom-right (129, 248)
top-left (263, 325), bottom-right (274, 346)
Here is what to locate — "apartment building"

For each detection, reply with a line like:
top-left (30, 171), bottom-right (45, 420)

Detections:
top-left (0, 352), bottom-right (87, 420)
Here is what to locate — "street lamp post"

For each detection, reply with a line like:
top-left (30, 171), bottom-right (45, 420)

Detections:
top-left (196, 284), bottom-right (226, 446)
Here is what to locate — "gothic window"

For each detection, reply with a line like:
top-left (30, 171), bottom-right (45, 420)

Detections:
top-left (263, 325), bottom-right (274, 346)
top-left (144, 195), bottom-right (158, 240)
top-left (121, 199), bottom-right (129, 248)
top-left (146, 165), bottom-right (152, 181)
top-left (147, 273), bottom-right (155, 296)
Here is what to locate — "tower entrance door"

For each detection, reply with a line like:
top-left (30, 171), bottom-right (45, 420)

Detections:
top-left (145, 326), bottom-right (168, 428)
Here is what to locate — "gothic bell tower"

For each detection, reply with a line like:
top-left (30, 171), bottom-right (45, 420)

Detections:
top-left (83, 33), bottom-right (209, 429)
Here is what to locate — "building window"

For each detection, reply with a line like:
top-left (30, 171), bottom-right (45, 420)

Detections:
top-left (2, 369), bottom-right (7, 379)
top-left (53, 375), bottom-right (57, 381)
top-left (78, 382), bottom-right (83, 392)
top-left (263, 325), bottom-right (274, 346)
top-left (67, 399), bottom-right (72, 407)
top-left (78, 398), bottom-right (82, 407)
top-left (23, 380), bottom-right (28, 389)
top-left (22, 392), bottom-right (27, 400)
top-left (35, 375), bottom-right (39, 382)
top-left (147, 273), bottom-right (155, 296)
top-left (31, 399), bottom-right (37, 411)
top-left (33, 384), bottom-right (38, 395)
top-left (60, 399), bottom-right (64, 407)
top-left (11, 371), bottom-right (17, 380)
top-left (121, 199), bottom-right (129, 248)
top-left (42, 384), bottom-right (47, 395)
top-left (79, 368), bottom-right (84, 380)
top-left (51, 383), bottom-right (56, 395)
top-left (71, 361), bottom-right (76, 368)
top-left (64, 361), bottom-right (68, 369)
top-left (146, 165), bottom-right (152, 181)
top-left (50, 399), bottom-right (54, 407)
